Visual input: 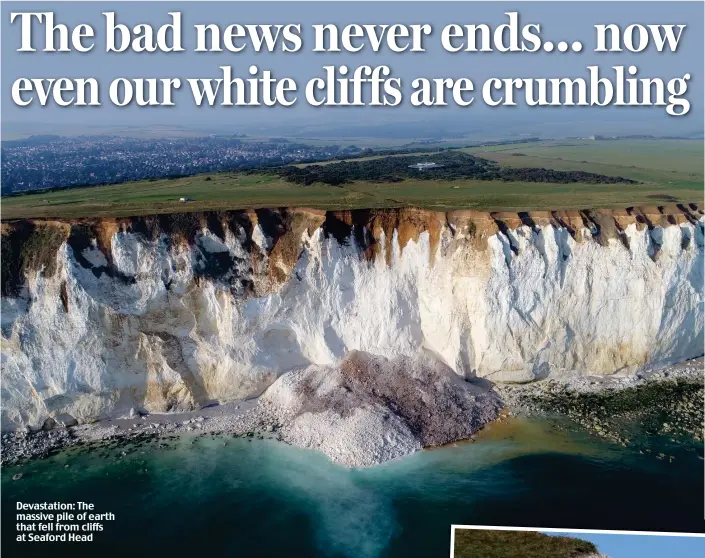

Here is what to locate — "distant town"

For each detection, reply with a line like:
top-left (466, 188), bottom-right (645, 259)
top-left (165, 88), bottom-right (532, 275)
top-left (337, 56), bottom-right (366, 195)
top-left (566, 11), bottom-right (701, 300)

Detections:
top-left (0, 135), bottom-right (362, 194)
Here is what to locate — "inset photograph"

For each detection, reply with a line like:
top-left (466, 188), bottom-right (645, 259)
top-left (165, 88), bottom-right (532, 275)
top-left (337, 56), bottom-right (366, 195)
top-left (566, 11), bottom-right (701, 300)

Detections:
top-left (452, 527), bottom-right (705, 558)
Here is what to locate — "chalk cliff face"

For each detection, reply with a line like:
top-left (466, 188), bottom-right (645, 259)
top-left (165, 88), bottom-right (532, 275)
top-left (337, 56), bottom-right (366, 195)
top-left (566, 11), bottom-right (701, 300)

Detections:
top-left (1, 205), bottom-right (703, 430)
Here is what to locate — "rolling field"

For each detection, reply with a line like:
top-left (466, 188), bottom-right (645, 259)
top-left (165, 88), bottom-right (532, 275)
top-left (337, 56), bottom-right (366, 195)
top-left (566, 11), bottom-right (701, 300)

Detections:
top-left (2, 140), bottom-right (702, 220)
top-left (465, 139), bottom-right (703, 189)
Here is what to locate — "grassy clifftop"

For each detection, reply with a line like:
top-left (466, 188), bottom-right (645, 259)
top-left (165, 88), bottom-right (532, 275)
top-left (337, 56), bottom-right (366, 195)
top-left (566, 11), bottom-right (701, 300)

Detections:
top-left (1, 140), bottom-right (701, 220)
top-left (454, 529), bottom-right (601, 558)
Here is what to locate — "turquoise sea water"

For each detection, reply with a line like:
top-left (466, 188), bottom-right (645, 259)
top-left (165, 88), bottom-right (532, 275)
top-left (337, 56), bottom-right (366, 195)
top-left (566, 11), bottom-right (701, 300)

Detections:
top-left (2, 418), bottom-right (703, 558)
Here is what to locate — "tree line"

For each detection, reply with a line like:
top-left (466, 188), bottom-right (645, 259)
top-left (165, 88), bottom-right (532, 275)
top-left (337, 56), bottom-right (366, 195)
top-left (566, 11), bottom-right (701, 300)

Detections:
top-left (266, 152), bottom-right (636, 186)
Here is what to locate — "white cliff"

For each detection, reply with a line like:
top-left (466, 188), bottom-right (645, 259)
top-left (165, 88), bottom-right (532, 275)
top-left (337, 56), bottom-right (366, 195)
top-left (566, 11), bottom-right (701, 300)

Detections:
top-left (1, 205), bottom-right (703, 431)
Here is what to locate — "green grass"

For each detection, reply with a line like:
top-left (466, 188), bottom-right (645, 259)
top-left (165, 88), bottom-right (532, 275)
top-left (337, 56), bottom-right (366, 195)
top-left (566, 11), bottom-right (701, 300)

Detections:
top-left (453, 529), bottom-right (598, 558)
top-left (294, 150), bottom-right (439, 168)
top-left (464, 139), bottom-right (703, 189)
top-left (2, 139), bottom-right (702, 220)
top-left (1, 174), bottom-right (355, 219)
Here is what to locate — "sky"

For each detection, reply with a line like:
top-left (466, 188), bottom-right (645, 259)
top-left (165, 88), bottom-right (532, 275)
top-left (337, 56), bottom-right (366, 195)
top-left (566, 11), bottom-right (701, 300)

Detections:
top-left (1, 1), bottom-right (703, 139)
top-left (545, 531), bottom-right (705, 558)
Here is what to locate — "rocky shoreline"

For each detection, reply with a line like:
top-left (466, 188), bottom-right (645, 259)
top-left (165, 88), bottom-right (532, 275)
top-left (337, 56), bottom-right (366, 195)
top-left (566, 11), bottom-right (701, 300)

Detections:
top-left (1, 399), bottom-right (276, 467)
top-left (3, 358), bottom-right (702, 469)
top-left (2, 351), bottom-right (505, 468)
top-left (496, 358), bottom-right (704, 454)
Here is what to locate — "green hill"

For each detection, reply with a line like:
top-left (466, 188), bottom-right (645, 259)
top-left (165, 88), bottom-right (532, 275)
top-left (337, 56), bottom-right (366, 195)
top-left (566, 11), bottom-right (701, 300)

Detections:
top-left (1, 139), bottom-right (701, 220)
top-left (454, 529), bottom-right (602, 558)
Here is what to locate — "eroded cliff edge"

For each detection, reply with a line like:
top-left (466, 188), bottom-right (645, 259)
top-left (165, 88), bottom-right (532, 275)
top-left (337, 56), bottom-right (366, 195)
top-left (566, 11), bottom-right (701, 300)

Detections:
top-left (1, 204), bottom-right (703, 432)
